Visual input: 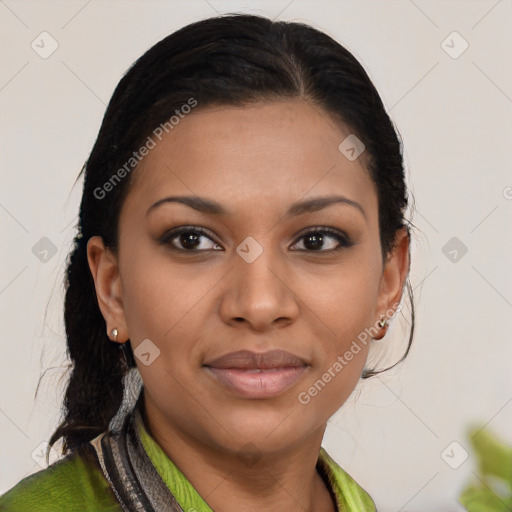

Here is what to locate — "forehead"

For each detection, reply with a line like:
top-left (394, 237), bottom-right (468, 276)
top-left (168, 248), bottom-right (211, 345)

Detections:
top-left (124, 99), bottom-right (377, 220)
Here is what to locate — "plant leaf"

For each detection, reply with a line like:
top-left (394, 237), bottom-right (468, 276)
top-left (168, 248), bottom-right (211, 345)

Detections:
top-left (469, 426), bottom-right (512, 485)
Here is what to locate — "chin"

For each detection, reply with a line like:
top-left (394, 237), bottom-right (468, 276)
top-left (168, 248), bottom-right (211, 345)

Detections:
top-left (207, 399), bottom-right (323, 453)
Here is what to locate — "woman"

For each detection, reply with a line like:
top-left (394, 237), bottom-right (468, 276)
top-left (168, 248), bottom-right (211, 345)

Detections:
top-left (0, 13), bottom-right (413, 511)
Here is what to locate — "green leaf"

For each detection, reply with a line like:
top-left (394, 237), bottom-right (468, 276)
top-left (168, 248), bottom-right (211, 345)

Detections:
top-left (468, 426), bottom-right (512, 485)
top-left (460, 485), bottom-right (512, 511)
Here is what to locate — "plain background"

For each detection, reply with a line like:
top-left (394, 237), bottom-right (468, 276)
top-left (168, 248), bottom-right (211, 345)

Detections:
top-left (1, 1), bottom-right (511, 510)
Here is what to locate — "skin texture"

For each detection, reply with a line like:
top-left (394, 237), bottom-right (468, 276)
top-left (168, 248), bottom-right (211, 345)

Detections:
top-left (87, 98), bottom-right (410, 512)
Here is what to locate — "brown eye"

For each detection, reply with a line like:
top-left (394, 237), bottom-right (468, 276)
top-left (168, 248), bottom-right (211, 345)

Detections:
top-left (160, 226), bottom-right (223, 251)
top-left (291, 227), bottom-right (352, 252)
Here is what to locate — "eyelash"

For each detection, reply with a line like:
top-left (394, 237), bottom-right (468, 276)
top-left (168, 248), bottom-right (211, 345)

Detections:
top-left (159, 225), bottom-right (353, 253)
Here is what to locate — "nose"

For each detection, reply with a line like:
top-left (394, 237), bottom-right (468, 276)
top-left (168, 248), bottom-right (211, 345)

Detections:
top-left (218, 245), bottom-right (300, 332)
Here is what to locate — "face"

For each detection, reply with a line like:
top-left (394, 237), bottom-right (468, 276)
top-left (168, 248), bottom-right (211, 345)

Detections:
top-left (88, 98), bottom-right (409, 458)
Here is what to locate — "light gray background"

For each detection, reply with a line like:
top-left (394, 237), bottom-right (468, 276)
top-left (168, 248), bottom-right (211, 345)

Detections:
top-left (1, 1), bottom-right (511, 510)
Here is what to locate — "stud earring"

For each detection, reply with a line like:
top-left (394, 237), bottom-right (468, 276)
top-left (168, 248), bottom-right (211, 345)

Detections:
top-left (378, 316), bottom-right (387, 329)
top-left (110, 328), bottom-right (119, 342)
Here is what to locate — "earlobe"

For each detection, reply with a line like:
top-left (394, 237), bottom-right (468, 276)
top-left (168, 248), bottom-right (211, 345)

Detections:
top-left (376, 227), bottom-right (410, 325)
top-left (86, 236), bottom-right (129, 343)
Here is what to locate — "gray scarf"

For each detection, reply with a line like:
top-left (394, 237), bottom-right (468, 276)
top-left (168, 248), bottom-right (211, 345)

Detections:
top-left (89, 370), bottom-right (184, 512)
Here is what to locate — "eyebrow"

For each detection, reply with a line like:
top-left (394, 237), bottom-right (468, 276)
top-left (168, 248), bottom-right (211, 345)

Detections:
top-left (146, 194), bottom-right (366, 219)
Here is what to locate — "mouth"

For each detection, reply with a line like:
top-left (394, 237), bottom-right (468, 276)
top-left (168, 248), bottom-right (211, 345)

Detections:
top-left (203, 349), bottom-right (309, 399)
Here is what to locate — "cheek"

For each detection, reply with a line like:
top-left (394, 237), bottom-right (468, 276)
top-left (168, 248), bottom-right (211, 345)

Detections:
top-left (296, 286), bottom-right (373, 420)
top-left (294, 253), bottom-right (381, 407)
top-left (302, 254), bottom-right (382, 346)
top-left (119, 252), bottom-right (208, 398)
top-left (120, 244), bottom-right (222, 359)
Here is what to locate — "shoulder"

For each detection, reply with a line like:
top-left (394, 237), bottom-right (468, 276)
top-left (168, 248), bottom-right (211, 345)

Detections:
top-left (318, 447), bottom-right (377, 512)
top-left (0, 444), bottom-right (121, 512)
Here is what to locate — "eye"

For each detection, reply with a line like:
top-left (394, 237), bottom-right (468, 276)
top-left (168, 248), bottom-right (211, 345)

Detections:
top-left (159, 226), bottom-right (352, 253)
top-left (159, 226), bottom-right (223, 251)
top-left (290, 227), bottom-right (352, 252)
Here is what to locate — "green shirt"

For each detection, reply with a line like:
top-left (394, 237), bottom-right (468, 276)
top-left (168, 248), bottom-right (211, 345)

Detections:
top-left (0, 413), bottom-right (376, 511)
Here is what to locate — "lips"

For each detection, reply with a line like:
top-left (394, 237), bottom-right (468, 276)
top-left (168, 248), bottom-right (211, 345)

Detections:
top-left (205, 349), bottom-right (307, 370)
top-left (204, 349), bottom-right (308, 399)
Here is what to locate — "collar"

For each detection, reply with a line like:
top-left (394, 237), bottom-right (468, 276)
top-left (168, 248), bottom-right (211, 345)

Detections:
top-left (134, 409), bottom-right (376, 512)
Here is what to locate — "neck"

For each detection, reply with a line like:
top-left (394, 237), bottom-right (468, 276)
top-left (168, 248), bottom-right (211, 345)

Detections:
top-left (142, 399), bottom-right (336, 512)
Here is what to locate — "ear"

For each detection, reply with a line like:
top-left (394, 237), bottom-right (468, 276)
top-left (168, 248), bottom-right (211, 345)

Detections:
top-left (87, 236), bottom-right (129, 344)
top-left (375, 227), bottom-right (410, 336)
